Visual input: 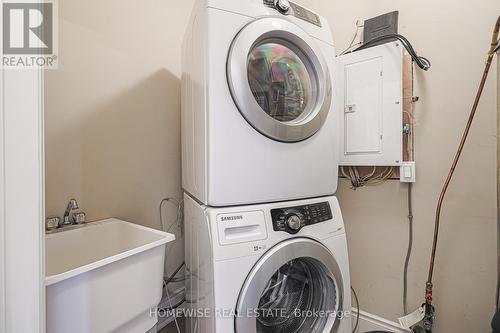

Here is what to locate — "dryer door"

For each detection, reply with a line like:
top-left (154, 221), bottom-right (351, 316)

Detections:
top-left (235, 238), bottom-right (344, 333)
top-left (227, 18), bottom-right (332, 142)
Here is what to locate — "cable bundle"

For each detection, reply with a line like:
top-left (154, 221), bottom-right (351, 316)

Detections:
top-left (341, 166), bottom-right (394, 189)
top-left (353, 33), bottom-right (431, 71)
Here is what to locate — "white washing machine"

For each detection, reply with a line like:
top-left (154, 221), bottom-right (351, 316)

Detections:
top-left (182, 0), bottom-right (339, 206)
top-left (184, 193), bottom-right (352, 333)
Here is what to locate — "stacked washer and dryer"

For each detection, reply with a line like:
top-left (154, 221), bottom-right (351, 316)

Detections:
top-left (181, 0), bottom-right (351, 332)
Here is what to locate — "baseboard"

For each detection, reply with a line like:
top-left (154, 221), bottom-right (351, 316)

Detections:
top-left (352, 309), bottom-right (411, 333)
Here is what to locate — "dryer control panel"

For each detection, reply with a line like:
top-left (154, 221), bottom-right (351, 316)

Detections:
top-left (271, 201), bottom-right (332, 234)
top-left (263, 0), bottom-right (322, 27)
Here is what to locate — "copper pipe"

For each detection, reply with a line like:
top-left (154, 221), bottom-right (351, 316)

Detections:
top-left (427, 15), bottom-right (500, 285)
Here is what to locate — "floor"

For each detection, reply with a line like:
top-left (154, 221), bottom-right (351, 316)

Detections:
top-left (157, 316), bottom-right (403, 333)
top-left (158, 317), bottom-right (185, 333)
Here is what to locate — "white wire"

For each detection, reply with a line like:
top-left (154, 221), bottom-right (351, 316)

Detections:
top-left (364, 167), bottom-right (394, 185)
top-left (340, 166), bottom-right (350, 179)
top-left (339, 20), bottom-right (363, 55)
top-left (341, 166), bottom-right (394, 189)
top-left (165, 285), bottom-right (181, 333)
top-left (160, 198), bottom-right (183, 232)
top-left (159, 197), bottom-right (185, 284)
top-left (363, 166), bottom-right (377, 179)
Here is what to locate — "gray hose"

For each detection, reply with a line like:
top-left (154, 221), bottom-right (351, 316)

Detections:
top-left (403, 182), bottom-right (414, 315)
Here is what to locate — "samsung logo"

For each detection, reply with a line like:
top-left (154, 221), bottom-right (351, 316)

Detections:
top-left (221, 215), bottom-right (243, 222)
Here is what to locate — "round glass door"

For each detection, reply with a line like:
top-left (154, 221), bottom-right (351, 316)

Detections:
top-left (247, 41), bottom-right (314, 123)
top-left (227, 18), bottom-right (332, 142)
top-left (256, 258), bottom-right (337, 333)
top-left (235, 239), bottom-right (343, 333)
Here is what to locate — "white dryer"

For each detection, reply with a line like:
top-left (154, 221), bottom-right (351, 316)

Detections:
top-left (184, 194), bottom-right (352, 333)
top-left (182, 0), bottom-right (339, 206)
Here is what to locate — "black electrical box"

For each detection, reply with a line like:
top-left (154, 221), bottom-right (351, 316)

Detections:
top-left (363, 11), bottom-right (399, 47)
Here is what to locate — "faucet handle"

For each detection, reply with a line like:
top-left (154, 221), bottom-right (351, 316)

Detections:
top-left (46, 217), bottom-right (61, 231)
top-left (62, 215), bottom-right (72, 226)
top-left (72, 212), bottom-right (86, 224)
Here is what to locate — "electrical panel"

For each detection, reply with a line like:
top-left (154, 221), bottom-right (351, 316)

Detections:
top-left (336, 41), bottom-right (405, 167)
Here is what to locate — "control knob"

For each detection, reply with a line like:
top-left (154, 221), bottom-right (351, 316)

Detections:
top-left (286, 214), bottom-right (302, 231)
top-left (274, 0), bottom-right (290, 13)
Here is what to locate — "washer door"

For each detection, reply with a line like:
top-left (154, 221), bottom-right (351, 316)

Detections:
top-left (235, 238), bottom-right (343, 333)
top-left (227, 18), bottom-right (332, 142)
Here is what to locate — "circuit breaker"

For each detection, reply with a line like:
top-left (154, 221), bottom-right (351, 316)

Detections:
top-left (336, 41), bottom-right (406, 167)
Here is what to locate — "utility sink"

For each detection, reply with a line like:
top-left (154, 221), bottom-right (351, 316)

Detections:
top-left (45, 218), bottom-right (174, 333)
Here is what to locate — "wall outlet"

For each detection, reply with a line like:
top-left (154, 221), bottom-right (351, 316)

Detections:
top-left (400, 161), bottom-right (416, 183)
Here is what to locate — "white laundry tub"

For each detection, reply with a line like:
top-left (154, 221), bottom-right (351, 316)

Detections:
top-left (45, 218), bottom-right (174, 333)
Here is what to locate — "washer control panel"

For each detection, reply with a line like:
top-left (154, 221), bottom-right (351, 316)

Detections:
top-left (263, 0), bottom-right (322, 27)
top-left (271, 201), bottom-right (332, 234)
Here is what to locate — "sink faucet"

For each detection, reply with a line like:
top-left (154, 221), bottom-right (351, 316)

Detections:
top-left (46, 198), bottom-right (86, 232)
top-left (62, 198), bottom-right (79, 225)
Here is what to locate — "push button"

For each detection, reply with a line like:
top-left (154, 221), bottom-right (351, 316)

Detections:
top-left (286, 214), bottom-right (301, 231)
top-left (274, 0), bottom-right (290, 13)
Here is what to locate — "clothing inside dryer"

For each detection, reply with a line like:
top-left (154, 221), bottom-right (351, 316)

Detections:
top-left (256, 257), bottom-right (339, 333)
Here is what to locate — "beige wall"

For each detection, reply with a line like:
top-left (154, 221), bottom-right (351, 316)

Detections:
top-left (44, 0), bottom-right (196, 274)
top-left (300, 0), bottom-right (499, 331)
top-left (45, 0), bottom-right (499, 331)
